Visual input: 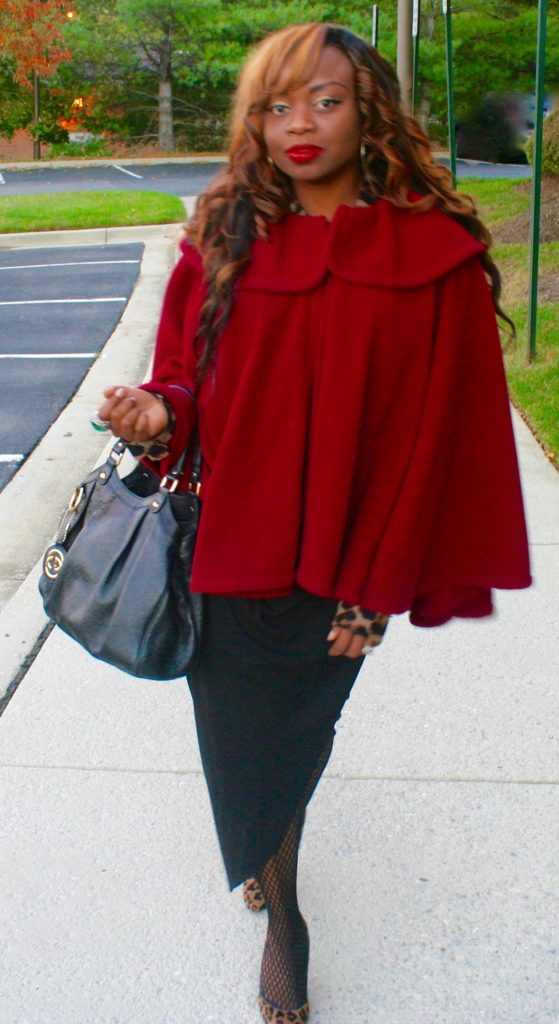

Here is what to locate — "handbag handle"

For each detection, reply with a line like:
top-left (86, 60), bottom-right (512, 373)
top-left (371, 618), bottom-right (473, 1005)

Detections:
top-left (159, 384), bottom-right (201, 494)
top-left (161, 427), bottom-right (202, 495)
top-left (110, 384), bottom-right (201, 495)
top-left (134, 383), bottom-right (200, 495)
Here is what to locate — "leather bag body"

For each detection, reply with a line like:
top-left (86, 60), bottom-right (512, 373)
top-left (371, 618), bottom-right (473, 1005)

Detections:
top-left (39, 439), bottom-right (202, 680)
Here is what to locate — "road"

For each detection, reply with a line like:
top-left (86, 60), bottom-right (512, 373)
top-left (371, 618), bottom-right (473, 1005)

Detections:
top-left (0, 162), bottom-right (225, 197)
top-left (0, 243), bottom-right (143, 491)
top-left (0, 157), bottom-right (531, 197)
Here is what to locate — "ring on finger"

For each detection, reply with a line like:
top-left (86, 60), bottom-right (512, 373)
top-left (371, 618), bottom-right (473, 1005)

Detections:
top-left (361, 644), bottom-right (376, 655)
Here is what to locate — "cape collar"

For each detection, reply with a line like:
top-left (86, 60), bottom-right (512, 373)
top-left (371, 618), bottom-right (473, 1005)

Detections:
top-left (181, 194), bottom-right (486, 294)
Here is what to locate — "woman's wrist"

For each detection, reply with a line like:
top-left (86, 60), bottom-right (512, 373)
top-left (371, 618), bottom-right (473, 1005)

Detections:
top-left (126, 393), bottom-right (176, 461)
top-left (331, 601), bottom-right (391, 652)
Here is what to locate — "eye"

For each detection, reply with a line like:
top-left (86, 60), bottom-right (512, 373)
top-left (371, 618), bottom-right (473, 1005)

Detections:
top-left (267, 102), bottom-right (289, 115)
top-left (315, 98), bottom-right (341, 110)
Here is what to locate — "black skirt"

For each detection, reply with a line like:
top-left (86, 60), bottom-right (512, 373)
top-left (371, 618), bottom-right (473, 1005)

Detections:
top-left (186, 585), bottom-right (364, 891)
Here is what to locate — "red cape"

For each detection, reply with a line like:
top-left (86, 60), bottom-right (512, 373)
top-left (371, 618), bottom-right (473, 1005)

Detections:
top-left (141, 197), bottom-right (531, 626)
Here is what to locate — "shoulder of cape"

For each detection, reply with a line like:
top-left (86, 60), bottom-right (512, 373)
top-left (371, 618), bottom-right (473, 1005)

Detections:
top-left (178, 239), bottom-right (204, 273)
top-left (178, 193), bottom-right (487, 293)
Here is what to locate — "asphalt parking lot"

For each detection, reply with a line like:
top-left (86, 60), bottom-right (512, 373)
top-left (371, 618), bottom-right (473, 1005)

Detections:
top-left (0, 162), bottom-right (225, 196)
top-left (0, 242), bottom-right (143, 490)
top-left (0, 158), bottom-right (531, 198)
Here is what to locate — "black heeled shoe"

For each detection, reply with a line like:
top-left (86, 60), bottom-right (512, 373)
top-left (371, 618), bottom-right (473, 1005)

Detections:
top-left (258, 995), bottom-right (310, 1022)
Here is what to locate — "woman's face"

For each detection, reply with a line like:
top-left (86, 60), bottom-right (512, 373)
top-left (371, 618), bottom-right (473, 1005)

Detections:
top-left (262, 45), bottom-right (362, 186)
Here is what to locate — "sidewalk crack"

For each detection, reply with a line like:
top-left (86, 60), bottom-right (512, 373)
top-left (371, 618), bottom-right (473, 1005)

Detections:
top-left (0, 620), bottom-right (54, 717)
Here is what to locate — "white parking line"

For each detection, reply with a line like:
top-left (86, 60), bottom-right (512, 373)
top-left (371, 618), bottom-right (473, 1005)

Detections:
top-left (113, 165), bottom-right (143, 179)
top-left (8, 242), bottom-right (142, 251)
top-left (0, 353), bottom-right (97, 359)
top-left (0, 297), bottom-right (126, 306)
top-left (0, 454), bottom-right (23, 462)
top-left (0, 260), bottom-right (140, 271)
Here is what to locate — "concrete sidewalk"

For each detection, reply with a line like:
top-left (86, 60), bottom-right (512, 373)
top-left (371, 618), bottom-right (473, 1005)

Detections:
top-left (0, 218), bottom-right (558, 1022)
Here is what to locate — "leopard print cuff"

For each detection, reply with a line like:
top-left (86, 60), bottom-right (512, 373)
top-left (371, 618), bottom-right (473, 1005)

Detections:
top-left (332, 601), bottom-right (390, 648)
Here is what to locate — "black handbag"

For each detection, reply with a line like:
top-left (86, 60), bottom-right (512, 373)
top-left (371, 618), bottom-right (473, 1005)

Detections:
top-left (38, 432), bottom-right (203, 680)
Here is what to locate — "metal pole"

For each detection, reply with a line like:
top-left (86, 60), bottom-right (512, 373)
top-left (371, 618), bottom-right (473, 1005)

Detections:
top-left (442, 0), bottom-right (456, 187)
top-left (412, 0), bottom-right (421, 114)
top-left (33, 71), bottom-right (41, 161)
top-left (371, 5), bottom-right (379, 47)
top-left (527, 0), bottom-right (548, 363)
top-left (397, 0), bottom-right (413, 113)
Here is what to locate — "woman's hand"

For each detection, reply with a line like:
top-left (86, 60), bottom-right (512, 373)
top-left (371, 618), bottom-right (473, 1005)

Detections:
top-left (327, 601), bottom-right (390, 658)
top-left (97, 386), bottom-right (168, 444)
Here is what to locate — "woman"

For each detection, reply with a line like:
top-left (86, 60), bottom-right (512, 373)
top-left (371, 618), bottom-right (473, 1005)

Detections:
top-left (98, 22), bottom-right (531, 1024)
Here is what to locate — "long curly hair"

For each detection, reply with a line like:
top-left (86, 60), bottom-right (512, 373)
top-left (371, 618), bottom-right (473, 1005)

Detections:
top-left (186, 21), bottom-right (512, 387)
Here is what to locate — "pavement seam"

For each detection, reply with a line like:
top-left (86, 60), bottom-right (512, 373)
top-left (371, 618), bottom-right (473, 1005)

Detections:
top-left (0, 621), bottom-right (54, 717)
top-left (0, 762), bottom-right (556, 785)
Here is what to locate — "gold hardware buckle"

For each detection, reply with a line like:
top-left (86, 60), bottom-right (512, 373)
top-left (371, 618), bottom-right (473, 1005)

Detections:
top-left (187, 480), bottom-right (202, 495)
top-left (160, 475), bottom-right (179, 493)
top-left (68, 486), bottom-right (84, 512)
top-left (44, 545), bottom-right (65, 580)
top-left (109, 444), bottom-right (125, 467)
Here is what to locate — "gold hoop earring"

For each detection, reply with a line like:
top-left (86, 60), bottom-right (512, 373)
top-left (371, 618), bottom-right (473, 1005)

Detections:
top-left (267, 153), bottom-right (274, 167)
top-left (360, 142), bottom-right (367, 162)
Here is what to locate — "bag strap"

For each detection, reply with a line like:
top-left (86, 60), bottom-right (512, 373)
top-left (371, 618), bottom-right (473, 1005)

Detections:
top-left (107, 386), bottom-right (201, 495)
top-left (161, 427), bottom-right (201, 494)
top-left (156, 384), bottom-right (202, 495)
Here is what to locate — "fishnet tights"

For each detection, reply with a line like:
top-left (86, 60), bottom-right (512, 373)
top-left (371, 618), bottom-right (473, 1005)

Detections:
top-left (258, 737), bottom-right (333, 1012)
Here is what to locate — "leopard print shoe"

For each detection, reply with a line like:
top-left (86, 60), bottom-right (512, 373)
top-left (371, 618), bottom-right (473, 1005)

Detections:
top-left (258, 996), bottom-right (310, 1023)
top-left (242, 877), bottom-right (266, 912)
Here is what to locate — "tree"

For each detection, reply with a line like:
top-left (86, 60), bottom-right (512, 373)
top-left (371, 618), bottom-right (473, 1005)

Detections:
top-left (114, 0), bottom-right (221, 150)
top-left (15, 0), bottom-right (558, 155)
top-left (57, 0), bottom-right (349, 151)
top-left (0, 0), bottom-right (72, 88)
top-left (413, 0), bottom-right (559, 140)
top-left (62, 0), bottom-right (224, 151)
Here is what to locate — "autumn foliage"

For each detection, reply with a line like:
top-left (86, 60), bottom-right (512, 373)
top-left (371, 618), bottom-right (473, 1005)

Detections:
top-left (0, 0), bottom-right (72, 88)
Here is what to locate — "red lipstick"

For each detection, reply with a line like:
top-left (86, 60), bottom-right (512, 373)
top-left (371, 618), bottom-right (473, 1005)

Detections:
top-left (285, 145), bottom-right (323, 164)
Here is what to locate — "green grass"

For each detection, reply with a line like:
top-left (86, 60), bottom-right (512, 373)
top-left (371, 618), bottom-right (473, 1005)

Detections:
top-left (493, 241), bottom-right (559, 270)
top-left (0, 190), bottom-right (185, 232)
top-left (505, 304), bottom-right (559, 461)
top-left (459, 176), bottom-right (532, 225)
top-left (465, 177), bottom-right (559, 466)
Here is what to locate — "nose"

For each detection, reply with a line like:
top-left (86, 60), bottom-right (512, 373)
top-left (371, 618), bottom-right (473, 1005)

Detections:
top-left (286, 102), bottom-right (315, 134)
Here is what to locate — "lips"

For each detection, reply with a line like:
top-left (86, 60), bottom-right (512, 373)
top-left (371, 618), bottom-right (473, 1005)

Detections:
top-left (285, 145), bottom-right (324, 164)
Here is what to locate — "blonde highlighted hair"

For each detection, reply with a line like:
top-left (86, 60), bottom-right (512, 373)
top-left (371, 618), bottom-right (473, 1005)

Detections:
top-left (187, 22), bottom-right (512, 386)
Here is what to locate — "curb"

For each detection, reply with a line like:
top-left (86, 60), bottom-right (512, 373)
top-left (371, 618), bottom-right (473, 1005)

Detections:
top-left (0, 221), bottom-right (184, 250)
top-left (0, 198), bottom-right (198, 249)
top-left (0, 153), bottom-right (533, 175)
top-left (0, 230), bottom-right (179, 699)
top-left (0, 155), bottom-right (227, 171)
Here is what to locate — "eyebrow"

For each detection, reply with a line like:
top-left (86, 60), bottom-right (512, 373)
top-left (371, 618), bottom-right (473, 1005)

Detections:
top-left (271, 79), bottom-right (349, 98)
top-left (308, 80), bottom-right (349, 93)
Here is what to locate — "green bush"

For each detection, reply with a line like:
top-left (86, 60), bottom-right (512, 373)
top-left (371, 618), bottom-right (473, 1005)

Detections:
top-left (29, 118), bottom-right (69, 145)
top-left (48, 138), bottom-right (110, 158)
top-left (524, 109), bottom-right (559, 176)
top-left (175, 114), bottom-right (229, 153)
